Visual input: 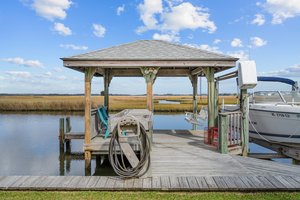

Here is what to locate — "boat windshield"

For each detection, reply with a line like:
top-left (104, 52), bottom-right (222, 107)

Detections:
top-left (252, 91), bottom-right (300, 104)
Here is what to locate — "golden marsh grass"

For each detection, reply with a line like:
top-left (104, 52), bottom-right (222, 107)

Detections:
top-left (0, 95), bottom-right (238, 112)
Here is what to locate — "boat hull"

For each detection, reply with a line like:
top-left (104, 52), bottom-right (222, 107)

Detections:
top-left (249, 104), bottom-right (300, 144)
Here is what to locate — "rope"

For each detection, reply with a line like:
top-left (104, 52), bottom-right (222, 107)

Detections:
top-left (108, 117), bottom-right (151, 178)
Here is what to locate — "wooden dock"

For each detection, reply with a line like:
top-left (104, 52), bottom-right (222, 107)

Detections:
top-left (1, 129), bottom-right (300, 191)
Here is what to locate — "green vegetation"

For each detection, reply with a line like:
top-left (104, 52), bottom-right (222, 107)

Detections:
top-left (0, 95), bottom-right (238, 112)
top-left (0, 191), bottom-right (299, 200)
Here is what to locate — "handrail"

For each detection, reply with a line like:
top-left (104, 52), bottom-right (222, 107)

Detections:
top-left (218, 111), bottom-right (243, 154)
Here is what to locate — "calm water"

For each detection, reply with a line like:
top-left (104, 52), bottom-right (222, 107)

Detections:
top-left (0, 113), bottom-right (293, 176)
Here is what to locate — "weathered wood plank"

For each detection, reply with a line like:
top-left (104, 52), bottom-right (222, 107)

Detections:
top-left (9, 176), bottom-right (30, 188)
top-left (85, 176), bottom-right (101, 189)
top-left (124, 178), bottom-right (134, 189)
top-left (95, 176), bottom-right (108, 188)
top-left (195, 177), bottom-right (209, 189)
top-left (160, 176), bottom-right (170, 190)
top-left (142, 178), bottom-right (152, 189)
top-left (213, 176), bottom-right (227, 189)
top-left (0, 176), bottom-right (21, 189)
top-left (151, 177), bottom-right (161, 189)
top-left (75, 176), bottom-right (91, 189)
top-left (265, 176), bottom-right (287, 189)
top-left (186, 177), bottom-right (199, 190)
top-left (105, 177), bottom-right (116, 189)
top-left (178, 177), bottom-right (189, 189)
top-left (114, 177), bottom-right (125, 189)
top-left (133, 178), bottom-right (143, 189)
top-left (229, 176), bottom-right (249, 189)
top-left (169, 176), bottom-right (180, 190)
top-left (49, 176), bottom-right (73, 189)
top-left (275, 176), bottom-right (297, 188)
top-left (256, 176), bottom-right (275, 189)
top-left (204, 176), bottom-right (218, 189)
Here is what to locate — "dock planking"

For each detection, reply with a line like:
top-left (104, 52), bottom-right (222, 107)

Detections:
top-left (1, 175), bottom-right (300, 191)
top-left (1, 129), bottom-right (300, 191)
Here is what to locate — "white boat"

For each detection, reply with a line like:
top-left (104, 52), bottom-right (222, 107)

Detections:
top-left (225, 76), bottom-right (300, 145)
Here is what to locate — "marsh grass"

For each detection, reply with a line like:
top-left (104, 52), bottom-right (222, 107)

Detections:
top-left (0, 95), bottom-right (237, 112)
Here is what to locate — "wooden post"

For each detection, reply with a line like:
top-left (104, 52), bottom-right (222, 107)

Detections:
top-left (84, 68), bottom-right (95, 176)
top-left (189, 75), bottom-right (198, 130)
top-left (65, 117), bottom-right (71, 153)
top-left (104, 69), bottom-right (112, 113)
top-left (205, 68), bottom-right (216, 129)
top-left (218, 113), bottom-right (229, 154)
top-left (59, 118), bottom-right (65, 176)
top-left (214, 81), bottom-right (219, 127)
top-left (141, 67), bottom-right (159, 112)
top-left (240, 89), bottom-right (249, 156)
top-left (59, 118), bottom-right (65, 152)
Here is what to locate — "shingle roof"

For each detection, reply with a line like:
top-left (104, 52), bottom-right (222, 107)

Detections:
top-left (62, 40), bottom-right (237, 61)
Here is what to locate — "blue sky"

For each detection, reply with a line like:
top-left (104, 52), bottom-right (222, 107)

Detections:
top-left (1, 0), bottom-right (300, 94)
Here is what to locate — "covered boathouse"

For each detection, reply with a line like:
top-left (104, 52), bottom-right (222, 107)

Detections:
top-left (61, 40), bottom-right (248, 175)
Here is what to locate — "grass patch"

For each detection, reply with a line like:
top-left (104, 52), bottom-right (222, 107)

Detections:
top-left (0, 191), bottom-right (299, 200)
top-left (0, 95), bottom-right (238, 112)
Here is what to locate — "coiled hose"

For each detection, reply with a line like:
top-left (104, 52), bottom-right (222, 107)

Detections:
top-left (108, 116), bottom-right (151, 178)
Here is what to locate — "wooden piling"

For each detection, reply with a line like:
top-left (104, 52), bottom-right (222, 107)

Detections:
top-left (240, 89), bottom-right (249, 156)
top-left (59, 118), bottom-right (65, 152)
top-left (65, 117), bottom-right (71, 153)
top-left (218, 113), bottom-right (229, 154)
top-left (84, 68), bottom-right (95, 175)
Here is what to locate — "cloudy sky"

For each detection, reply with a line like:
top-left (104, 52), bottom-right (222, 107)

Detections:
top-left (1, 0), bottom-right (300, 94)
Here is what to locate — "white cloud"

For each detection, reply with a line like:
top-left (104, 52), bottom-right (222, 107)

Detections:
top-left (2, 57), bottom-right (44, 68)
top-left (231, 38), bottom-right (243, 47)
top-left (184, 43), bottom-right (222, 54)
top-left (251, 14), bottom-right (265, 26)
top-left (60, 44), bottom-right (88, 50)
top-left (31, 0), bottom-right (72, 21)
top-left (250, 36), bottom-right (267, 47)
top-left (227, 50), bottom-right (249, 60)
top-left (93, 24), bottom-right (106, 37)
top-left (44, 71), bottom-right (52, 76)
top-left (5, 71), bottom-right (32, 78)
top-left (152, 33), bottom-right (179, 42)
top-left (260, 64), bottom-right (300, 77)
top-left (53, 22), bottom-right (72, 36)
top-left (262, 0), bottom-right (300, 24)
top-left (161, 2), bottom-right (216, 33)
top-left (137, 0), bottom-right (163, 32)
top-left (213, 39), bottom-right (221, 44)
top-left (137, 1), bottom-right (216, 34)
top-left (117, 4), bottom-right (125, 16)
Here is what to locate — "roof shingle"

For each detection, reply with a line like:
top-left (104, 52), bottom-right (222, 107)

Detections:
top-left (63, 40), bottom-right (237, 61)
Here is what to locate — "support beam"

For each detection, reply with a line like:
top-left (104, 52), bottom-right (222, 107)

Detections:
top-left (141, 67), bottom-right (159, 112)
top-left (204, 68), bottom-right (216, 129)
top-left (103, 69), bottom-right (112, 112)
top-left (189, 75), bottom-right (198, 130)
top-left (191, 67), bottom-right (203, 75)
top-left (240, 89), bottom-right (249, 156)
top-left (84, 68), bottom-right (96, 175)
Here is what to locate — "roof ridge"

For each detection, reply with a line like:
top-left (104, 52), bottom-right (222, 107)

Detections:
top-left (155, 40), bottom-right (236, 59)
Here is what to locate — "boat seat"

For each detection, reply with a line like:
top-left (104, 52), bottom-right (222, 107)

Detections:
top-left (97, 106), bottom-right (110, 139)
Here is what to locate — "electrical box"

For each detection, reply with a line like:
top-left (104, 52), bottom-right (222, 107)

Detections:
top-left (238, 60), bottom-right (257, 89)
